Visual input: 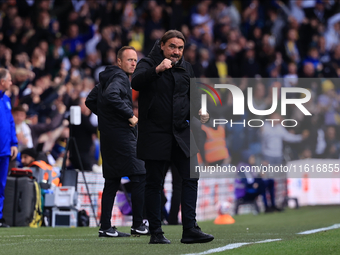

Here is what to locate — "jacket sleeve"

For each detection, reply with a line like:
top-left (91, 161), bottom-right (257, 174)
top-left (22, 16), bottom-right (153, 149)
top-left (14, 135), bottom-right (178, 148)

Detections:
top-left (30, 112), bottom-right (63, 135)
top-left (10, 111), bottom-right (18, 147)
top-left (281, 126), bottom-right (303, 143)
top-left (131, 59), bottom-right (161, 91)
top-left (103, 74), bottom-right (134, 119)
top-left (85, 83), bottom-right (99, 115)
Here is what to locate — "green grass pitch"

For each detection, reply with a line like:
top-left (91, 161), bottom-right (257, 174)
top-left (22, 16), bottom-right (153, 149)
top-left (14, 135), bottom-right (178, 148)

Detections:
top-left (0, 205), bottom-right (339, 255)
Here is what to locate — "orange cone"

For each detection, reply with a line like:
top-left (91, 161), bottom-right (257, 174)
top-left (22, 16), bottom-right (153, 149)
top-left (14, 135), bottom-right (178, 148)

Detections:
top-left (214, 214), bottom-right (235, 225)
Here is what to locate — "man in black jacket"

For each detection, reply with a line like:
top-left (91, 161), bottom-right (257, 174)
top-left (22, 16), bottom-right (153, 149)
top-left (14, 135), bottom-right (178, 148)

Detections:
top-left (131, 30), bottom-right (214, 244)
top-left (85, 46), bottom-right (148, 238)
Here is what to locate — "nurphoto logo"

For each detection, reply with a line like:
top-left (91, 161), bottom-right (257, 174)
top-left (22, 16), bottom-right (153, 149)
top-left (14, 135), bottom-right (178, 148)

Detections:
top-left (199, 82), bottom-right (312, 128)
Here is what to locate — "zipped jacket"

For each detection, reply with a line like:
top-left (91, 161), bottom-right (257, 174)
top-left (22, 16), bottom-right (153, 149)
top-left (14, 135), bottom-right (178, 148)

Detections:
top-left (0, 91), bottom-right (17, 157)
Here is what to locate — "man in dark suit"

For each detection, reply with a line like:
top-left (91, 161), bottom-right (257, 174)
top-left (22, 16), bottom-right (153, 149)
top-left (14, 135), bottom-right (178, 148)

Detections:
top-left (132, 30), bottom-right (214, 244)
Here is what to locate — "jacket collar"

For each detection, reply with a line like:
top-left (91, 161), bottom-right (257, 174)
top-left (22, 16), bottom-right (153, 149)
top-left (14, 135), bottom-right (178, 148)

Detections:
top-left (99, 65), bottom-right (127, 86)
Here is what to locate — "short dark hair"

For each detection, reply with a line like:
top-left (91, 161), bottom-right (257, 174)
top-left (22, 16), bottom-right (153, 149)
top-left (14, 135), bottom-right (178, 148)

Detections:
top-left (160, 30), bottom-right (186, 45)
top-left (117, 46), bottom-right (136, 60)
top-left (0, 68), bottom-right (9, 81)
top-left (21, 148), bottom-right (37, 159)
top-left (12, 105), bottom-right (26, 113)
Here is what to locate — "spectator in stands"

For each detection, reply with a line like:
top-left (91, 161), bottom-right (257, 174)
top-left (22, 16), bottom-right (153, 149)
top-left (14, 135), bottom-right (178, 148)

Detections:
top-left (258, 34), bottom-right (276, 76)
top-left (20, 148), bottom-right (59, 187)
top-left (198, 48), bottom-right (210, 76)
top-left (261, 112), bottom-right (307, 165)
top-left (12, 105), bottom-right (33, 152)
top-left (96, 26), bottom-right (114, 64)
top-left (236, 150), bottom-right (281, 213)
top-left (188, 26), bottom-right (202, 47)
top-left (303, 47), bottom-right (322, 72)
top-left (68, 55), bottom-right (85, 80)
top-left (191, 1), bottom-right (214, 36)
top-left (183, 43), bottom-right (202, 78)
top-left (305, 0), bottom-right (336, 25)
top-left (280, 28), bottom-right (300, 64)
top-left (325, 13), bottom-right (340, 51)
top-left (81, 52), bottom-right (100, 78)
top-left (241, 1), bottom-right (262, 40)
top-left (318, 36), bottom-right (331, 64)
top-left (264, 7), bottom-right (285, 44)
top-left (241, 43), bottom-right (260, 77)
top-left (301, 62), bottom-right (316, 79)
top-left (283, 62), bottom-right (298, 88)
top-left (236, 152), bottom-right (263, 204)
top-left (331, 44), bottom-right (340, 74)
top-left (143, 5), bottom-right (165, 56)
top-left (206, 49), bottom-right (227, 78)
top-left (318, 80), bottom-right (339, 126)
top-left (321, 126), bottom-right (340, 159)
top-left (25, 99), bottom-right (66, 148)
top-left (62, 22), bottom-right (94, 60)
top-left (289, 0), bottom-right (305, 24)
top-left (217, 1), bottom-right (240, 29)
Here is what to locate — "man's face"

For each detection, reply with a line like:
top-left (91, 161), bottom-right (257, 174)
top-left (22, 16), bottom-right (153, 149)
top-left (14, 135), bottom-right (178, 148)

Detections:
top-left (21, 154), bottom-right (35, 166)
top-left (0, 72), bottom-right (12, 91)
top-left (270, 112), bottom-right (282, 125)
top-left (316, 3), bottom-right (324, 11)
top-left (13, 111), bottom-right (26, 125)
top-left (69, 24), bottom-right (79, 38)
top-left (161, 37), bottom-right (184, 64)
top-left (118, 49), bottom-right (137, 75)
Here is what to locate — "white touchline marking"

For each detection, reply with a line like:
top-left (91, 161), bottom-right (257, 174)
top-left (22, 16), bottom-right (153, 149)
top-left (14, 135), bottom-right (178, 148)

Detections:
top-left (255, 239), bottom-right (282, 244)
top-left (183, 239), bottom-right (282, 255)
top-left (297, 224), bottom-right (340, 235)
top-left (0, 235), bottom-right (26, 237)
top-left (183, 243), bottom-right (249, 255)
top-left (185, 223), bottom-right (340, 255)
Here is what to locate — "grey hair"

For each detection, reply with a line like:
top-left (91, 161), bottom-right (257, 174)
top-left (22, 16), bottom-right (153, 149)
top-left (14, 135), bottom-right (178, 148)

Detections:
top-left (0, 68), bottom-right (9, 81)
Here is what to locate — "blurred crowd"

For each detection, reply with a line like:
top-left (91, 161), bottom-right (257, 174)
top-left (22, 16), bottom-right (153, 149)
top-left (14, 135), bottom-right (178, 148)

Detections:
top-left (1, 0), bottom-right (340, 171)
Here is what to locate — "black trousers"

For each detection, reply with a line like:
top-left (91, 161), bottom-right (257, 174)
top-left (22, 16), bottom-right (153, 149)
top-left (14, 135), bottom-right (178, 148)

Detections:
top-left (168, 164), bottom-right (182, 225)
top-left (144, 143), bottom-right (199, 234)
top-left (100, 174), bottom-right (146, 230)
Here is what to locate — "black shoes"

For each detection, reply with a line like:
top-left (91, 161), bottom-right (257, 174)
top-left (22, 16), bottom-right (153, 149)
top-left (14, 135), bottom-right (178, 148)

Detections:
top-left (149, 229), bottom-right (171, 244)
top-left (272, 206), bottom-right (283, 212)
top-left (149, 224), bottom-right (214, 244)
top-left (181, 223), bottom-right (214, 244)
top-left (0, 218), bottom-right (9, 228)
top-left (98, 226), bottom-right (131, 237)
top-left (98, 223), bottom-right (213, 244)
top-left (265, 206), bottom-right (273, 213)
top-left (265, 206), bottom-right (283, 213)
top-left (131, 223), bottom-right (150, 237)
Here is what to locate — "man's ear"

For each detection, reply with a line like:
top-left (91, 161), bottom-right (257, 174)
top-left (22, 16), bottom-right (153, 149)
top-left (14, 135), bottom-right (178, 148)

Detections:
top-left (160, 42), bottom-right (165, 51)
top-left (117, 58), bottom-right (121, 67)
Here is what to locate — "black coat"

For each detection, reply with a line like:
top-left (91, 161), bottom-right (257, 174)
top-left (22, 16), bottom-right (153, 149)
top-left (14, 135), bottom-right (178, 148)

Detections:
top-left (131, 40), bottom-right (200, 161)
top-left (85, 66), bottom-right (145, 179)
